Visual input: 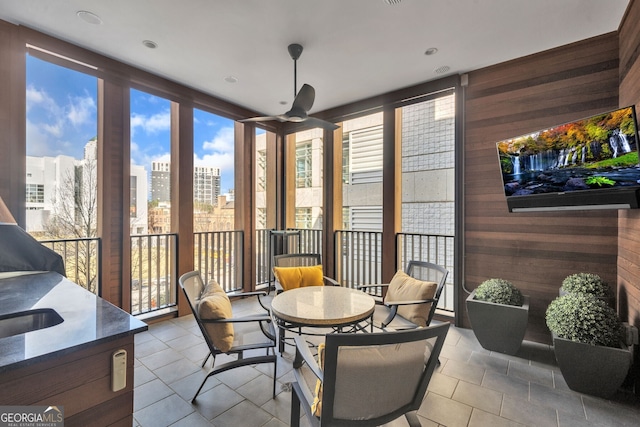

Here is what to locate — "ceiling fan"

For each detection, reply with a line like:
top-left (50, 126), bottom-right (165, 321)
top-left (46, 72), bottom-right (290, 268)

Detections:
top-left (240, 44), bottom-right (339, 131)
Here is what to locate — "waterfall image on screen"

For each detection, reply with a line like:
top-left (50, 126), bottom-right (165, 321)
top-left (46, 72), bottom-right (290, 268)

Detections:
top-left (497, 106), bottom-right (640, 198)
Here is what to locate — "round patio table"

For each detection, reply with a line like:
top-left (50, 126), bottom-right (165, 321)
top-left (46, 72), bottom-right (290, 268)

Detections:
top-left (270, 286), bottom-right (375, 352)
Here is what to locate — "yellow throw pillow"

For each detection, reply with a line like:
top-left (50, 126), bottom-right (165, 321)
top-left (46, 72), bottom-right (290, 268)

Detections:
top-left (311, 343), bottom-right (325, 417)
top-left (273, 265), bottom-right (324, 291)
top-left (197, 280), bottom-right (234, 352)
top-left (385, 270), bottom-right (438, 327)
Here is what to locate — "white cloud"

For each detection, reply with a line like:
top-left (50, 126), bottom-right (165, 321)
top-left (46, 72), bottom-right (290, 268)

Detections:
top-left (131, 111), bottom-right (171, 137)
top-left (26, 85), bottom-right (57, 112)
top-left (202, 126), bottom-right (234, 153)
top-left (41, 122), bottom-right (63, 137)
top-left (67, 94), bottom-right (96, 127)
top-left (194, 152), bottom-right (235, 175)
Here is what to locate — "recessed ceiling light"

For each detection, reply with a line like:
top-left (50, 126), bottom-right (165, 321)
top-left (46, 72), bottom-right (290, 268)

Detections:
top-left (76, 10), bottom-right (102, 25)
top-left (142, 40), bottom-right (158, 49)
top-left (224, 76), bottom-right (238, 83)
top-left (424, 47), bottom-right (438, 56)
top-left (434, 65), bottom-right (450, 75)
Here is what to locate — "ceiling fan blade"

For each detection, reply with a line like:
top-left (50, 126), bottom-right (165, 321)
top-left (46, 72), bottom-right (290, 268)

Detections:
top-left (291, 84), bottom-right (315, 113)
top-left (304, 116), bottom-right (340, 131)
top-left (239, 115), bottom-right (287, 123)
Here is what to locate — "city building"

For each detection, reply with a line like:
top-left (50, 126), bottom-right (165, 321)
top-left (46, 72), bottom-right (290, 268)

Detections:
top-left (26, 139), bottom-right (148, 235)
top-left (130, 164), bottom-right (149, 235)
top-left (25, 153), bottom-right (75, 233)
top-left (150, 161), bottom-right (171, 203)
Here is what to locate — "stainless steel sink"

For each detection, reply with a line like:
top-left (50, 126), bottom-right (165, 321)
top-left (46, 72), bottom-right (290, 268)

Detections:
top-left (0, 308), bottom-right (63, 339)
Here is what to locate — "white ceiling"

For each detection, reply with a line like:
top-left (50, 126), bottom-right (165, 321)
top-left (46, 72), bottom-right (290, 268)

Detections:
top-left (0, 0), bottom-right (630, 118)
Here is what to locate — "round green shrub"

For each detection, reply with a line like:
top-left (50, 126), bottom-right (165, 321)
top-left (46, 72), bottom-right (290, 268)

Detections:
top-left (474, 278), bottom-right (524, 306)
top-left (546, 293), bottom-right (622, 347)
top-left (561, 273), bottom-right (610, 298)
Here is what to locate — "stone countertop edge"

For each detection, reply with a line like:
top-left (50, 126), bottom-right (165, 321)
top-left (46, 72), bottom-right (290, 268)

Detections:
top-left (0, 271), bottom-right (148, 373)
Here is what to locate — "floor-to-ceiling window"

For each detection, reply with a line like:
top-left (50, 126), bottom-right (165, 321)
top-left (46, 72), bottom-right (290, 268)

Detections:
top-left (341, 112), bottom-right (384, 231)
top-left (290, 129), bottom-right (324, 231)
top-left (254, 129), bottom-right (276, 287)
top-left (25, 54), bottom-right (99, 293)
top-left (336, 112), bottom-right (384, 287)
top-left (193, 108), bottom-right (234, 231)
top-left (286, 128), bottom-right (324, 255)
top-left (129, 88), bottom-right (173, 314)
top-left (192, 108), bottom-right (238, 291)
top-left (399, 92), bottom-right (456, 313)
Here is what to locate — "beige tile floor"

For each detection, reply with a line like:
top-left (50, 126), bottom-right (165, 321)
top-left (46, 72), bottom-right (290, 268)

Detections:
top-left (133, 298), bottom-right (640, 427)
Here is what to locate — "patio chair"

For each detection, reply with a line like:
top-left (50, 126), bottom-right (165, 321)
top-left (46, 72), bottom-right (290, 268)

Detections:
top-left (272, 253), bottom-right (340, 352)
top-left (178, 271), bottom-right (277, 403)
top-left (359, 261), bottom-right (448, 330)
top-left (290, 322), bottom-right (449, 426)
top-left (272, 253), bottom-right (340, 293)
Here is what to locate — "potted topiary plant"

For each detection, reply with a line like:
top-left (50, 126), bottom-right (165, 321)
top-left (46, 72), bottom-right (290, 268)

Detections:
top-left (466, 278), bottom-right (529, 355)
top-left (546, 293), bottom-right (632, 398)
top-left (559, 272), bottom-right (613, 306)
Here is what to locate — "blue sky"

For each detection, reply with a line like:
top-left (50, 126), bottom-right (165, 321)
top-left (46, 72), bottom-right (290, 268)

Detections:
top-left (26, 55), bottom-right (236, 195)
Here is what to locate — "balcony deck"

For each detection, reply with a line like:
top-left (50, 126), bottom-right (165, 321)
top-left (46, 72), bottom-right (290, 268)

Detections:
top-left (133, 298), bottom-right (640, 427)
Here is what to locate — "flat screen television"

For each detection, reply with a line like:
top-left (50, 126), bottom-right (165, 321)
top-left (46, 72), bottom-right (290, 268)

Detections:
top-left (497, 106), bottom-right (640, 212)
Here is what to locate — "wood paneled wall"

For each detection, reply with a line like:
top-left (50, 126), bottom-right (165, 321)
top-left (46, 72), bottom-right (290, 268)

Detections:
top-left (463, 33), bottom-right (621, 344)
top-left (618, 0), bottom-right (640, 333)
top-left (0, 21), bottom-right (25, 226)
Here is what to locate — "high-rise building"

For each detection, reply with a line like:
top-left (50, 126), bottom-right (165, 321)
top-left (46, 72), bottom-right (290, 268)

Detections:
top-left (194, 165), bottom-right (221, 206)
top-left (151, 161), bottom-right (171, 203)
top-left (151, 161), bottom-right (221, 206)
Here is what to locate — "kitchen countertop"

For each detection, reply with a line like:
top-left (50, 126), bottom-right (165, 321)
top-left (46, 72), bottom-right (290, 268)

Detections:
top-left (0, 271), bottom-right (147, 372)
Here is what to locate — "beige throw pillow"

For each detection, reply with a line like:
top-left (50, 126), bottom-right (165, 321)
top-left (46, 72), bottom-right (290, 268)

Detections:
top-left (197, 280), bottom-right (234, 352)
top-left (385, 270), bottom-right (437, 327)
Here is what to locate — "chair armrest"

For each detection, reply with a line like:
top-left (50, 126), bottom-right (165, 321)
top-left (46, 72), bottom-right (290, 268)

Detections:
top-left (323, 276), bottom-right (340, 287)
top-left (293, 336), bottom-right (323, 382)
top-left (229, 290), bottom-right (271, 312)
top-left (384, 298), bottom-right (437, 307)
top-left (357, 283), bottom-right (389, 291)
top-left (201, 314), bottom-right (272, 324)
top-left (228, 290), bottom-right (267, 298)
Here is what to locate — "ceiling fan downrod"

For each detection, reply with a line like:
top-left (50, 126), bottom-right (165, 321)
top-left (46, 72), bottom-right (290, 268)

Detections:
top-left (288, 43), bottom-right (303, 97)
